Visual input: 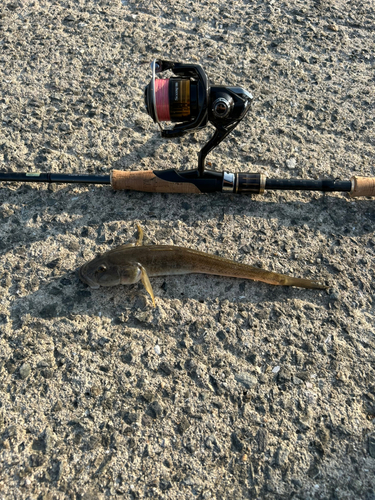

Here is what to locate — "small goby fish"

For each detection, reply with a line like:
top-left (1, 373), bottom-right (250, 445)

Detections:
top-left (79, 225), bottom-right (328, 307)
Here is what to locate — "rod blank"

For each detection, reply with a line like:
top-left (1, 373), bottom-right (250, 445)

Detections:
top-left (0, 172), bottom-right (111, 184)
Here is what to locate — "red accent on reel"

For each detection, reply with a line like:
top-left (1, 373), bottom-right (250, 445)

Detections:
top-left (155, 78), bottom-right (170, 122)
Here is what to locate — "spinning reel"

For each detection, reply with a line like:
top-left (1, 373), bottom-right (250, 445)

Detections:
top-left (144, 59), bottom-right (253, 176)
top-left (1, 59), bottom-right (372, 198)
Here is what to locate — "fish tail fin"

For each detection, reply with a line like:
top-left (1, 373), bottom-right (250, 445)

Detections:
top-left (281, 275), bottom-right (328, 290)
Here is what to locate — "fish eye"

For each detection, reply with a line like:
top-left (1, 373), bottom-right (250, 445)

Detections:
top-left (97, 265), bottom-right (107, 272)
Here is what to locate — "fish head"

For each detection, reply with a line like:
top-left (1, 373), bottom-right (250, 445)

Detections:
top-left (79, 255), bottom-right (142, 289)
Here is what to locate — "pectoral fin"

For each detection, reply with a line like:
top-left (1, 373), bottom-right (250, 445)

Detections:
top-left (140, 265), bottom-right (156, 307)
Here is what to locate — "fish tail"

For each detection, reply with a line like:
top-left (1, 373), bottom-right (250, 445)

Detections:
top-left (277, 274), bottom-right (328, 290)
top-left (206, 260), bottom-right (328, 290)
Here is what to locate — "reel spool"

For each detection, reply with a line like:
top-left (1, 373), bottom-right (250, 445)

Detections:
top-left (144, 59), bottom-right (253, 176)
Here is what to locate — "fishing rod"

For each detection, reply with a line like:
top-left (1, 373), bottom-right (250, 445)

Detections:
top-left (1, 59), bottom-right (374, 198)
top-left (0, 169), bottom-right (373, 197)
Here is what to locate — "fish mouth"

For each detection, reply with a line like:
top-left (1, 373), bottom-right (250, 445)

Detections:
top-left (78, 265), bottom-right (100, 290)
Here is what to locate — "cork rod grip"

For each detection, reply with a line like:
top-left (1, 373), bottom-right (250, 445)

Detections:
top-left (350, 176), bottom-right (375, 197)
top-left (110, 170), bottom-right (201, 193)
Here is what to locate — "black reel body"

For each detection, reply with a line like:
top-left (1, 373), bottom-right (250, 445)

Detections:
top-left (144, 59), bottom-right (253, 175)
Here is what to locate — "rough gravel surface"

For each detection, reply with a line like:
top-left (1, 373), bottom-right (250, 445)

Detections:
top-left (1, 0), bottom-right (375, 499)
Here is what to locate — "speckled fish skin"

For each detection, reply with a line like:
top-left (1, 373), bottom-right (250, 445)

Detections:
top-left (79, 244), bottom-right (328, 290)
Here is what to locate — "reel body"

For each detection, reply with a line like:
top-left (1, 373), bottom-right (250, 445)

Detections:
top-left (144, 59), bottom-right (253, 175)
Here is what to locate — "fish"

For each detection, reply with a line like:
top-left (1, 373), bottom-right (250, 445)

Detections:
top-left (79, 225), bottom-right (328, 307)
